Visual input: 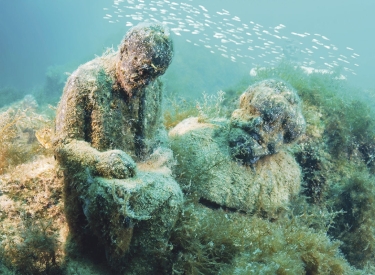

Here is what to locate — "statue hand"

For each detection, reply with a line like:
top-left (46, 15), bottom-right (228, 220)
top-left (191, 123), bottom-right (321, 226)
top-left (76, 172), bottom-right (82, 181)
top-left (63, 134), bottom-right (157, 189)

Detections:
top-left (96, 150), bottom-right (136, 179)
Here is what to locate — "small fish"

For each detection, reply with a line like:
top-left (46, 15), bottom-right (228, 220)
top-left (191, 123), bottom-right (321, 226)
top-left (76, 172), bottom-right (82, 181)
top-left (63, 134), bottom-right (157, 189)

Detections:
top-left (232, 16), bottom-right (241, 22)
top-left (105, 0), bottom-right (359, 75)
top-left (198, 5), bottom-right (208, 12)
top-left (291, 32), bottom-right (306, 37)
top-left (35, 128), bottom-right (53, 149)
top-left (213, 32), bottom-right (225, 39)
top-left (338, 58), bottom-right (350, 64)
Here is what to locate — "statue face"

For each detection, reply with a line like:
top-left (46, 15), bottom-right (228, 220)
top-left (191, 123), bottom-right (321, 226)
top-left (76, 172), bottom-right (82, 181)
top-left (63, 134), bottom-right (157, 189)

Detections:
top-left (229, 79), bottom-right (306, 165)
top-left (117, 53), bottom-right (156, 93)
top-left (116, 23), bottom-right (173, 96)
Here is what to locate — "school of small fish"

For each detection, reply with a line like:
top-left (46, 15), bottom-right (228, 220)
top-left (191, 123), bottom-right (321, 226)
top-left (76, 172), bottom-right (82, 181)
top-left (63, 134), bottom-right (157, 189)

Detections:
top-left (103, 0), bottom-right (359, 75)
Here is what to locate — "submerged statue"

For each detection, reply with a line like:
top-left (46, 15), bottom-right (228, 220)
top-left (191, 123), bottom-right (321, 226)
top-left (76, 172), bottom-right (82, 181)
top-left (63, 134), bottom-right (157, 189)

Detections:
top-left (53, 19), bottom-right (306, 273)
top-left (170, 79), bottom-right (306, 214)
top-left (229, 79), bottom-right (306, 164)
top-left (53, 23), bottom-right (183, 274)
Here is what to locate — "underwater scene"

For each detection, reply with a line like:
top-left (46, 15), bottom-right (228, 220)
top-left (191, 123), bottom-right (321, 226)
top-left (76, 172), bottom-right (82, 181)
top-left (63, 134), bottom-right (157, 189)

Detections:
top-left (1, 0), bottom-right (375, 274)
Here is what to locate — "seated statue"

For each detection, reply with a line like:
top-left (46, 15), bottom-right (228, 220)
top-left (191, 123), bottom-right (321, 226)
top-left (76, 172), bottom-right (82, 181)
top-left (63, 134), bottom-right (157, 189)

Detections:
top-left (53, 23), bottom-right (183, 274)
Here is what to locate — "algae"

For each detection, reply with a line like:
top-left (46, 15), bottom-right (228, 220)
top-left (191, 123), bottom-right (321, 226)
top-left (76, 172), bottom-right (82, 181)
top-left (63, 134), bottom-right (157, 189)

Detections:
top-left (1, 59), bottom-right (375, 274)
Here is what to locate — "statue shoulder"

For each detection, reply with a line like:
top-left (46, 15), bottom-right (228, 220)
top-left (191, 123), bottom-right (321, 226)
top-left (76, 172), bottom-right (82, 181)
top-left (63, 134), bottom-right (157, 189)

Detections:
top-left (64, 54), bottom-right (117, 94)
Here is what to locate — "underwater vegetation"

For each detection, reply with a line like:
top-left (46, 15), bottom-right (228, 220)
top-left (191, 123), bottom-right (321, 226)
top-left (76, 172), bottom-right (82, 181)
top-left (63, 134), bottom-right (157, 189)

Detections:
top-left (164, 62), bottom-right (375, 274)
top-left (0, 154), bottom-right (65, 274)
top-left (1, 60), bottom-right (375, 274)
top-left (0, 96), bottom-right (63, 274)
top-left (163, 90), bottom-right (228, 130)
top-left (250, 62), bottom-right (375, 162)
top-left (0, 215), bottom-right (63, 275)
top-left (326, 163), bottom-right (375, 269)
top-left (169, 201), bottom-right (359, 275)
top-left (0, 95), bottom-right (54, 174)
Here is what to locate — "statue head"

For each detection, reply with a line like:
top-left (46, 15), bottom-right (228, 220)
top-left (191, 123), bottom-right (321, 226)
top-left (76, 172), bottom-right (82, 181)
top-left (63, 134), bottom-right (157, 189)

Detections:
top-left (116, 23), bottom-right (173, 96)
top-left (229, 79), bottom-right (306, 165)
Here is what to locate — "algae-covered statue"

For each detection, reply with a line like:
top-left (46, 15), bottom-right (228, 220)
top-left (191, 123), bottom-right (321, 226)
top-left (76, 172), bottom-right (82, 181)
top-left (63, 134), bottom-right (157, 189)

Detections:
top-left (53, 23), bottom-right (183, 274)
top-left (229, 79), bottom-right (306, 164)
top-left (170, 79), bottom-right (306, 214)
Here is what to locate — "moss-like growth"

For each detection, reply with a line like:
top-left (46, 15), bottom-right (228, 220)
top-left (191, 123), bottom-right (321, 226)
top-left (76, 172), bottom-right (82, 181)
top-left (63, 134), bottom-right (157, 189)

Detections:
top-left (2, 55), bottom-right (375, 274)
top-left (170, 202), bottom-right (360, 275)
top-left (0, 216), bottom-right (64, 275)
top-left (294, 139), bottom-right (332, 204)
top-left (251, 61), bottom-right (375, 165)
top-left (328, 165), bottom-right (375, 268)
top-left (163, 90), bottom-right (228, 130)
top-left (0, 95), bottom-right (53, 174)
top-left (229, 79), bottom-right (306, 164)
top-left (248, 62), bottom-right (375, 269)
top-left (53, 23), bottom-right (182, 274)
top-left (170, 117), bottom-right (301, 215)
top-left (163, 95), bottom-right (198, 130)
top-left (117, 23), bottom-right (173, 96)
top-left (0, 155), bottom-right (66, 275)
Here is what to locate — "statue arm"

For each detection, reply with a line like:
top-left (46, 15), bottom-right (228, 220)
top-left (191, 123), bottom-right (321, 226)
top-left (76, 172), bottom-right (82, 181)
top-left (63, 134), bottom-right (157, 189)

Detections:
top-left (54, 75), bottom-right (135, 179)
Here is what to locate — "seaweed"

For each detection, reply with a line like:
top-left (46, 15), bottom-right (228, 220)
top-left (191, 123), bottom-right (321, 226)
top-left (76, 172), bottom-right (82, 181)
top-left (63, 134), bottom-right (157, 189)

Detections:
top-left (249, 61), bottom-right (375, 269)
top-left (328, 164), bottom-right (375, 268)
top-left (294, 140), bottom-right (332, 204)
top-left (0, 215), bottom-right (64, 275)
top-left (1, 59), bottom-right (375, 273)
top-left (169, 201), bottom-right (360, 275)
top-left (0, 95), bottom-right (53, 174)
top-left (163, 90), bottom-right (228, 130)
top-left (196, 90), bottom-right (227, 122)
top-left (250, 61), bottom-right (375, 164)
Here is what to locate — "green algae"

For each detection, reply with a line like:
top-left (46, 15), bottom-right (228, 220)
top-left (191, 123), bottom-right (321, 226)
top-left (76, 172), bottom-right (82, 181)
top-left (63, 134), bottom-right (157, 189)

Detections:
top-left (166, 62), bottom-right (375, 274)
top-left (169, 201), bottom-right (360, 275)
top-left (1, 60), bottom-right (375, 274)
